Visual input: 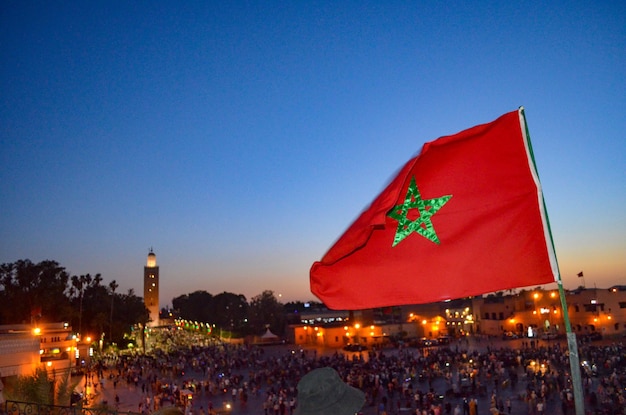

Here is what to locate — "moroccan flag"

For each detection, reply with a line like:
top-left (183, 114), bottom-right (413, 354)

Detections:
top-left (310, 108), bottom-right (558, 310)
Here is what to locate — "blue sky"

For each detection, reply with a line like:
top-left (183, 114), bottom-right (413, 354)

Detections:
top-left (1, 1), bottom-right (624, 307)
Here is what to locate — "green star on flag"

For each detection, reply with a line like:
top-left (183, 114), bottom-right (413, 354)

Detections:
top-left (387, 177), bottom-right (452, 246)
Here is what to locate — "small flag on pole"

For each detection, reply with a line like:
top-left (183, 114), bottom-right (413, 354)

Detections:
top-left (577, 271), bottom-right (584, 278)
top-left (310, 108), bottom-right (558, 310)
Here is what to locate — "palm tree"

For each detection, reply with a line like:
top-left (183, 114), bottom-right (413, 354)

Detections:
top-left (70, 274), bottom-right (94, 336)
top-left (109, 280), bottom-right (118, 342)
top-left (70, 276), bottom-right (83, 334)
top-left (10, 367), bottom-right (75, 407)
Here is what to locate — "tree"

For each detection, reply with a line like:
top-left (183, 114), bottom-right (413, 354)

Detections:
top-left (172, 290), bottom-right (214, 322)
top-left (0, 259), bottom-right (149, 350)
top-left (248, 290), bottom-right (286, 336)
top-left (104, 288), bottom-right (149, 347)
top-left (0, 260), bottom-right (71, 324)
top-left (116, 288), bottom-right (150, 349)
top-left (109, 280), bottom-right (118, 341)
top-left (7, 367), bottom-right (74, 407)
top-left (70, 274), bottom-right (110, 338)
top-left (212, 292), bottom-right (248, 335)
top-left (70, 274), bottom-right (94, 335)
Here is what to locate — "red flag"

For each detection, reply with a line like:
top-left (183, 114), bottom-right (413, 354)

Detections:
top-left (310, 109), bottom-right (558, 310)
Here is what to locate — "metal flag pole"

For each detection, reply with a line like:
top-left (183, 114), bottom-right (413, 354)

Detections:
top-left (521, 107), bottom-right (585, 415)
top-left (556, 275), bottom-right (585, 415)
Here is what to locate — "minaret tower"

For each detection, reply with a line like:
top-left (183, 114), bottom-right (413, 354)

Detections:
top-left (143, 248), bottom-right (159, 326)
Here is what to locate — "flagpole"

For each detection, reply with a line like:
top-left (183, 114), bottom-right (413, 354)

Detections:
top-left (521, 108), bottom-right (585, 415)
top-left (555, 275), bottom-right (585, 415)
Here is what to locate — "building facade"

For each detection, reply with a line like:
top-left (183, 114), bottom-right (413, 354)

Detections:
top-left (290, 286), bottom-right (626, 348)
top-left (143, 249), bottom-right (160, 327)
top-left (472, 286), bottom-right (626, 338)
top-left (292, 306), bottom-right (436, 348)
top-left (0, 323), bottom-right (76, 379)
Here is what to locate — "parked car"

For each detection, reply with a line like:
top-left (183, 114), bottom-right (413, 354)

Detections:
top-left (437, 335), bottom-right (453, 345)
top-left (417, 337), bottom-right (438, 347)
top-left (502, 331), bottom-right (519, 340)
top-left (343, 343), bottom-right (367, 352)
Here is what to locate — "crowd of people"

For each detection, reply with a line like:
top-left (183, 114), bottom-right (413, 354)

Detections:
top-left (86, 329), bottom-right (625, 415)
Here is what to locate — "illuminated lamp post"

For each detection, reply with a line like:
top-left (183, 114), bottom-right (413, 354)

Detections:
top-left (552, 307), bottom-right (559, 332)
top-left (548, 291), bottom-right (558, 332)
top-left (533, 292), bottom-right (541, 337)
top-left (354, 323), bottom-right (361, 344)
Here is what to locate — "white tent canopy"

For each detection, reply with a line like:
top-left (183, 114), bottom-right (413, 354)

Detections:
top-left (254, 328), bottom-right (281, 344)
top-left (261, 328), bottom-right (278, 339)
